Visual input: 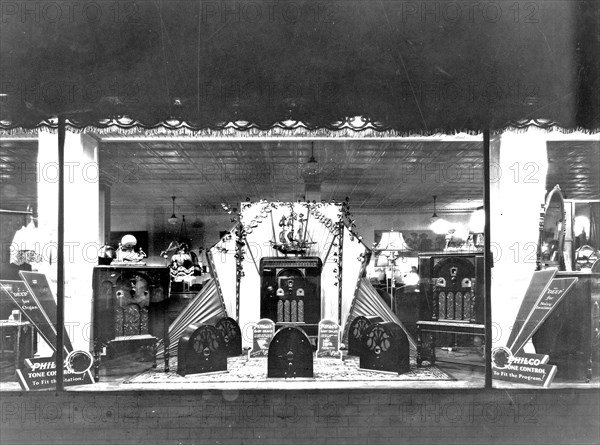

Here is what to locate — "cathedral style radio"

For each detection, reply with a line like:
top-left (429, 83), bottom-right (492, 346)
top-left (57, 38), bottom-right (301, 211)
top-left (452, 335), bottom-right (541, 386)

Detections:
top-left (347, 315), bottom-right (383, 357)
top-left (359, 322), bottom-right (410, 374)
top-left (267, 326), bottom-right (314, 378)
top-left (260, 257), bottom-right (322, 335)
top-left (177, 324), bottom-right (227, 376)
top-left (215, 317), bottom-right (242, 357)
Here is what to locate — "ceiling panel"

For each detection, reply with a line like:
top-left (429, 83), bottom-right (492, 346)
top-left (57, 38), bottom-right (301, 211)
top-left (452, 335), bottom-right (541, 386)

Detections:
top-left (98, 138), bottom-right (599, 213)
top-left (100, 139), bottom-right (487, 213)
top-left (2, 138), bottom-right (597, 217)
top-left (547, 141), bottom-right (600, 200)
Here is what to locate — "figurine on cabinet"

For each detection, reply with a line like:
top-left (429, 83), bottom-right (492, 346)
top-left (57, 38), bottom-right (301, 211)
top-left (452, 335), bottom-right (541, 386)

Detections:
top-left (115, 234), bottom-right (147, 263)
top-left (169, 243), bottom-right (201, 280)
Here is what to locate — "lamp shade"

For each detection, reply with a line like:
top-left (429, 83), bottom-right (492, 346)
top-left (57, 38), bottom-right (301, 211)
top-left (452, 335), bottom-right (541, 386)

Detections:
top-left (469, 207), bottom-right (485, 233)
top-left (375, 255), bottom-right (389, 267)
top-left (430, 217), bottom-right (450, 235)
top-left (168, 196), bottom-right (179, 225)
top-left (9, 220), bottom-right (42, 266)
top-left (304, 157), bottom-right (319, 176)
top-left (374, 230), bottom-right (411, 252)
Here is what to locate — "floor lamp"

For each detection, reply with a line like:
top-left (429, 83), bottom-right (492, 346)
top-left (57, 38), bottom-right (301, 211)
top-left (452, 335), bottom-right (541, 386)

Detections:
top-left (374, 230), bottom-right (412, 313)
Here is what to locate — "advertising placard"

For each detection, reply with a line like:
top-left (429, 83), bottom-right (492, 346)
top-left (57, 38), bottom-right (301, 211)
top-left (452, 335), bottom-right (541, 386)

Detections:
top-left (509, 277), bottom-right (577, 355)
top-left (316, 319), bottom-right (341, 358)
top-left (494, 275), bottom-right (578, 387)
top-left (0, 273), bottom-right (94, 389)
top-left (16, 352), bottom-right (95, 390)
top-left (0, 279), bottom-right (71, 354)
top-left (249, 319), bottom-right (275, 358)
top-left (492, 349), bottom-right (556, 387)
top-left (505, 269), bottom-right (557, 349)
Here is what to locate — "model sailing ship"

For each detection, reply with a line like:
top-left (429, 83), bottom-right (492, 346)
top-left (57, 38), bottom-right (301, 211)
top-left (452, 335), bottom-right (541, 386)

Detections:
top-left (271, 206), bottom-right (315, 255)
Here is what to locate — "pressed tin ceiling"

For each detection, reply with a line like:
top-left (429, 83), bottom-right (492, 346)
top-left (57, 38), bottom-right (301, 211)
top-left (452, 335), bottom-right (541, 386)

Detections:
top-left (99, 139), bottom-right (486, 214)
top-left (546, 141), bottom-right (600, 201)
top-left (1, 138), bottom-right (598, 215)
top-left (97, 139), bottom-right (599, 215)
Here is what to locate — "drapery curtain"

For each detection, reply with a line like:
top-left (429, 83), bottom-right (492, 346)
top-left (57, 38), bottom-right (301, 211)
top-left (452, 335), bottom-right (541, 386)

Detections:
top-left (1, 1), bottom-right (598, 133)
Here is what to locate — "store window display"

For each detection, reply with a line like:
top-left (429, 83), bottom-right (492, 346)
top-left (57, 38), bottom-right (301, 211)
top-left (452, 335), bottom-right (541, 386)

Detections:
top-left (3, 131), bottom-right (596, 391)
top-left (3, 135), bottom-right (489, 390)
top-left (491, 134), bottom-right (600, 388)
top-left (528, 187), bottom-right (600, 383)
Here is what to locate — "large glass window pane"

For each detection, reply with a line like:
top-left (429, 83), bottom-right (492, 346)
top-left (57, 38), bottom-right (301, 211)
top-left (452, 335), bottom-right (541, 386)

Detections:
top-left (2, 131), bottom-right (490, 391)
top-left (0, 133), bottom-right (65, 391)
top-left (491, 130), bottom-right (599, 388)
top-left (62, 133), bottom-right (486, 390)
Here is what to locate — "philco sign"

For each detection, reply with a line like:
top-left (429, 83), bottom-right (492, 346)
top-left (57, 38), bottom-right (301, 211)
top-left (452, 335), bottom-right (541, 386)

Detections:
top-left (17, 351), bottom-right (95, 390)
top-left (492, 348), bottom-right (556, 387)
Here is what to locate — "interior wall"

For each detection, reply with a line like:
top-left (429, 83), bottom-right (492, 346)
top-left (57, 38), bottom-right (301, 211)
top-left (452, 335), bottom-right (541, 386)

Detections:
top-left (490, 128), bottom-right (549, 350)
top-left (0, 212), bottom-right (28, 318)
top-left (353, 212), bottom-right (472, 248)
top-left (0, 213), bottom-right (28, 278)
top-left (111, 210), bottom-right (235, 266)
top-left (27, 131), bottom-right (101, 352)
top-left (111, 209), bottom-right (473, 265)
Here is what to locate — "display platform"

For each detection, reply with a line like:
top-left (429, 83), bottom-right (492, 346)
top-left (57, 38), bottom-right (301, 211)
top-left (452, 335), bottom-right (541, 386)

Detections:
top-left (123, 355), bottom-right (453, 385)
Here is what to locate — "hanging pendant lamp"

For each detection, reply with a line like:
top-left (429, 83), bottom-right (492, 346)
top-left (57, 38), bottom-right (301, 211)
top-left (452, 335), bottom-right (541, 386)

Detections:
top-left (430, 195), bottom-right (450, 234)
top-left (304, 141), bottom-right (319, 176)
top-left (168, 196), bottom-right (179, 225)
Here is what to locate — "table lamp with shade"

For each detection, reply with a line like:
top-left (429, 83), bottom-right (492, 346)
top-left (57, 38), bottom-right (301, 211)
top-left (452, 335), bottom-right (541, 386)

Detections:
top-left (374, 230), bottom-right (413, 311)
top-left (468, 206), bottom-right (485, 249)
top-left (9, 211), bottom-right (42, 268)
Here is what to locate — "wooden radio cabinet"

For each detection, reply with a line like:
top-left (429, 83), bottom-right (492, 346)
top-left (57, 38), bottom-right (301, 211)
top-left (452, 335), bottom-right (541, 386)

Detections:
top-left (417, 252), bottom-right (485, 367)
top-left (92, 266), bottom-right (170, 371)
top-left (0, 320), bottom-right (36, 377)
top-left (532, 272), bottom-right (600, 381)
top-left (260, 257), bottom-right (322, 336)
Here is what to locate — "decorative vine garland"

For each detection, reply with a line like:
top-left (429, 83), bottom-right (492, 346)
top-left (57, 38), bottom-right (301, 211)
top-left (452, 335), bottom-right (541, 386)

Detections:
top-left (219, 198), bottom-right (367, 323)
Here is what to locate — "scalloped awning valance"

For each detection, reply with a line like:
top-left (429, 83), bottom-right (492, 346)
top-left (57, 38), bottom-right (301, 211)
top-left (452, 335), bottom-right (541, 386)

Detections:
top-left (1, 0), bottom-right (598, 134)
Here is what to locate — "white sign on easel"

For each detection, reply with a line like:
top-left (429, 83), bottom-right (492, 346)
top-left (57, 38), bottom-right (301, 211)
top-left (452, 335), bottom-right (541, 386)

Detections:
top-left (249, 319), bottom-right (275, 358)
top-left (316, 319), bottom-right (341, 359)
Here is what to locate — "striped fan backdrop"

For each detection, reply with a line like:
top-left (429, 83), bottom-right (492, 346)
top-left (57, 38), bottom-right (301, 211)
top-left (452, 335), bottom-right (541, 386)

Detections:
top-left (156, 279), bottom-right (227, 359)
top-left (344, 278), bottom-right (417, 351)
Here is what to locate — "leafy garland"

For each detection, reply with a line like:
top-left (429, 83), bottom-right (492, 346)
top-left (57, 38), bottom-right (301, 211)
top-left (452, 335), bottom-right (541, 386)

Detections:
top-left (219, 198), bottom-right (366, 320)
